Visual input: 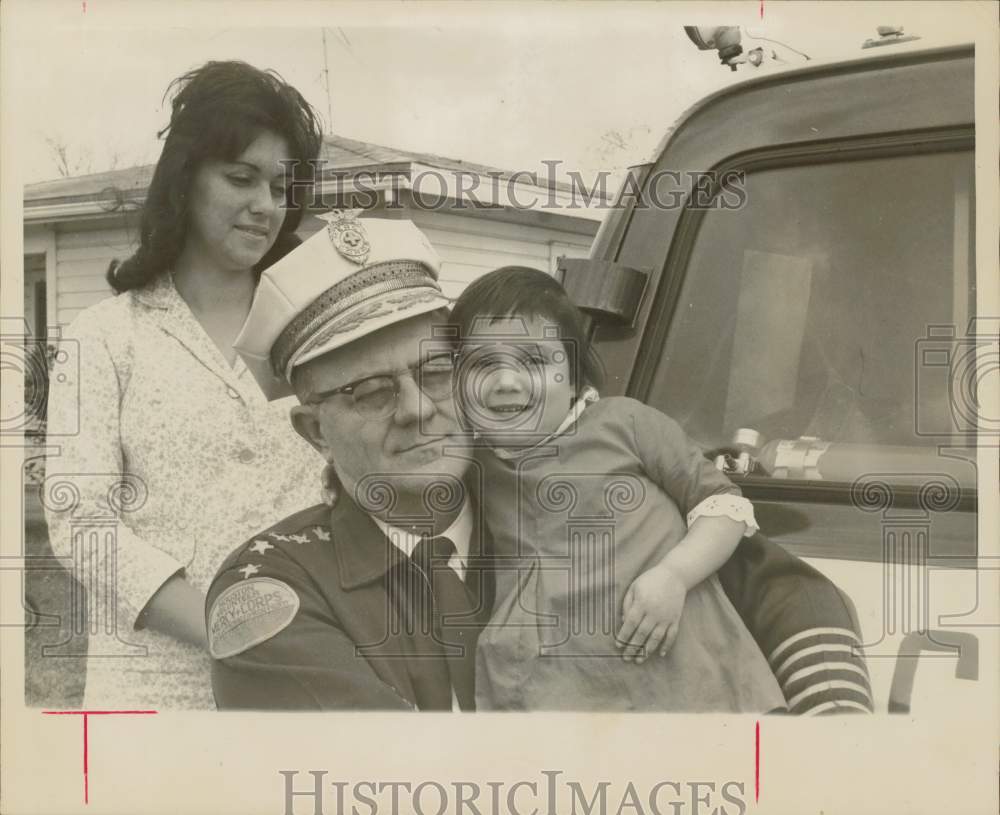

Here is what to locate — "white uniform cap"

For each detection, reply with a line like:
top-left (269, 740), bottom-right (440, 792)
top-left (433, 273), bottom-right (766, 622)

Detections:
top-left (235, 213), bottom-right (449, 400)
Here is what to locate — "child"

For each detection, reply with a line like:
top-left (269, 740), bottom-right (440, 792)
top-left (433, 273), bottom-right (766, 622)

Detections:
top-left (451, 267), bottom-right (786, 712)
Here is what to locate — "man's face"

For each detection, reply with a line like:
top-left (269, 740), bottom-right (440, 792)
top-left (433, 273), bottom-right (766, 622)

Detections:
top-left (291, 313), bottom-right (470, 519)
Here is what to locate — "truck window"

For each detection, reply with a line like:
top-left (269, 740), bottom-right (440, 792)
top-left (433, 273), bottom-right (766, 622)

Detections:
top-left (644, 148), bottom-right (976, 492)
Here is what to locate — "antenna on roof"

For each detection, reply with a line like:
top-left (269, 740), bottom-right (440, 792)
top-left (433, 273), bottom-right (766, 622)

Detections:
top-left (321, 29), bottom-right (334, 135)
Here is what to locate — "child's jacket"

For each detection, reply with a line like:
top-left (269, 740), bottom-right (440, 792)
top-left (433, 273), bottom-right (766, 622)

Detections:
top-left (475, 396), bottom-right (786, 712)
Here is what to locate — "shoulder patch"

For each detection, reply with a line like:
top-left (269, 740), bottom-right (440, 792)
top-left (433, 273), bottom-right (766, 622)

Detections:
top-left (208, 577), bottom-right (300, 659)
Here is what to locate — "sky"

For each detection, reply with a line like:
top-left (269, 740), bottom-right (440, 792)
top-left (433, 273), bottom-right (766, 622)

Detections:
top-left (2, 1), bottom-right (989, 189)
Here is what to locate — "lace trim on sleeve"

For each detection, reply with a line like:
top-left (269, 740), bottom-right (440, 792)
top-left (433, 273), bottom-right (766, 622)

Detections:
top-left (686, 494), bottom-right (759, 537)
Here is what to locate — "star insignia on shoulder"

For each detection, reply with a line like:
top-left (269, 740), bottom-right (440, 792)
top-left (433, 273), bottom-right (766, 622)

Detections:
top-left (249, 539), bottom-right (274, 555)
top-left (239, 563), bottom-right (261, 579)
top-left (313, 526), bottom-right (331, 541)
top-left (289, 533), bottom-right (309, 544)
top-left (271, 533), bottom-right (293, 543)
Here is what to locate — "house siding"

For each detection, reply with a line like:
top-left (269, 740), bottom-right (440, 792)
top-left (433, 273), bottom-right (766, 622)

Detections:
top-left (54, 219), bottom-right (138, 326)
top-left (46, 209), bottom-right (595, 328)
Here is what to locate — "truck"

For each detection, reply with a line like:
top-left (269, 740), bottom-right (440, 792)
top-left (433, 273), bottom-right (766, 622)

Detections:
top-left (561, 37), bottom-right (990, 713)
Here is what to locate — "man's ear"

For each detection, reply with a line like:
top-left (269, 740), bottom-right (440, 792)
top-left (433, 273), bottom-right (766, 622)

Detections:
top-left (290, 404), bottom-right (327, 455)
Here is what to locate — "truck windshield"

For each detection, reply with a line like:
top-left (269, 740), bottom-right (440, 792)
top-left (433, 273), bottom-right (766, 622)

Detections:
top-left (645, 148), bottom-right (976, 485)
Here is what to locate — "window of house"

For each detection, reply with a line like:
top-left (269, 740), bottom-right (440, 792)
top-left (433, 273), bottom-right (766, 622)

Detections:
top-left (23, 253), bottom-right (47, 341)
top-left (23, 253), bottom-right (48, 428)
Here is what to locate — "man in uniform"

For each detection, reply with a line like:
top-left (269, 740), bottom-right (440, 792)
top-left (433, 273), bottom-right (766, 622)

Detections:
top-left (206, 213), bottom-right (873, 714)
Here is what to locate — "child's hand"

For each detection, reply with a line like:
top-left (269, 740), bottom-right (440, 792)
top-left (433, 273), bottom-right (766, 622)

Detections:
top-left (617, 564), bottom-right (687, 663)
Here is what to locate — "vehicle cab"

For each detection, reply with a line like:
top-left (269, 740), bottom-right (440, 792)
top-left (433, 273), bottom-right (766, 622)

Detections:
top-left (562, 42), bottom-right (988, 713)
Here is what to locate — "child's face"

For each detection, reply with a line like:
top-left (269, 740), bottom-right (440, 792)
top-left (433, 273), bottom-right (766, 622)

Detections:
top-left (458, 312), bottom-right (575, 447)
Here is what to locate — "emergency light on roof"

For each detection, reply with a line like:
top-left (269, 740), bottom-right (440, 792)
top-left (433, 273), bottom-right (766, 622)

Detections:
top-left (684, 26), bottom-right (764, 71)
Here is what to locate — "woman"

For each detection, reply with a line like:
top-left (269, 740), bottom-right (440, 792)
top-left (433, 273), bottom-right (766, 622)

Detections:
top-left (44, 61), bottom-right (325, 709)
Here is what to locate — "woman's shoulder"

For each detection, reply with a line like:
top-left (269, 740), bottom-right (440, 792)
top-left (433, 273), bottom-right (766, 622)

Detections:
top-left (64, 275), bottom-right (173, 342)
top-left (64, 290), bottom-right (142, 338)
top-left (61, 288), bottom-right (158, 374)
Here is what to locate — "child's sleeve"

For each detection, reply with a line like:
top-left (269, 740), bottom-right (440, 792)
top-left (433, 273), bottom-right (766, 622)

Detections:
top-left (628, 401), bottom-right (758, 537)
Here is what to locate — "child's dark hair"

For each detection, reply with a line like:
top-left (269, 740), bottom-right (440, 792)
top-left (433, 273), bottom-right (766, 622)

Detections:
top-left (107, 60), bottom-right (323, 293)
top-left (450, 266), bottom-right (604, 392)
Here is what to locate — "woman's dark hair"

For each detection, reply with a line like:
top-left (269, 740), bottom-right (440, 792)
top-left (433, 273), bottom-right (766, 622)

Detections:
top-left (450, 266), bottom-right (604, 392)
top-left (107, 60), bottom-right (323, 293)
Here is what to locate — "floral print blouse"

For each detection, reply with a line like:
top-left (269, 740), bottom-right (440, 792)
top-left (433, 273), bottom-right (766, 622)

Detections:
top-left (44, 274), bottom-right (323, 709)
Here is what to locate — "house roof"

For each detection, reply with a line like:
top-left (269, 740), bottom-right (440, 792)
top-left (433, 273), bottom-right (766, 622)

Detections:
top-left (24, 133), bottom-right (584, 207)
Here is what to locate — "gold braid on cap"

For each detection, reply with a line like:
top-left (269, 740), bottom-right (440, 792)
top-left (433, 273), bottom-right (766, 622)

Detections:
top-left (271, 260), bottom-right (442, 379)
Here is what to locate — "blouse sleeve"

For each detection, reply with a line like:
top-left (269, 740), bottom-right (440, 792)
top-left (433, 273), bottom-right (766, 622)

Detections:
top-left (44, 307), bottom-right (186, 630)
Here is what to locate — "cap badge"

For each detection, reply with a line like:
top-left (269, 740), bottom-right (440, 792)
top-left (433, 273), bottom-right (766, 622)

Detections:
top-left (319, 209), bottom-right (370, 266)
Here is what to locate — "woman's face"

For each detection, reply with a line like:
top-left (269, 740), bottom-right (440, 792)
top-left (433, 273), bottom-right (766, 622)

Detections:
top-left (185, 130), bottom-right (291, 272)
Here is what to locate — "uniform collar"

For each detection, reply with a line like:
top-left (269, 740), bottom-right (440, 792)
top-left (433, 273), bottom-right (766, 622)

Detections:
top-left (371, 498), bottom-right (473, 578)
top-left (330, 494), bottom-right (406, 590)
top-left (331, 492), bottom-right (474, 590)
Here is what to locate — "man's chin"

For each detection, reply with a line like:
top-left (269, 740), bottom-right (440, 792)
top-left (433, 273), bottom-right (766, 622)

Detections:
top-left (406, 457), bottom-right (471, 490)
top-left (363, 475), bottom-right (468, 519)
top-left (350, 458), bottom-right (471, 517)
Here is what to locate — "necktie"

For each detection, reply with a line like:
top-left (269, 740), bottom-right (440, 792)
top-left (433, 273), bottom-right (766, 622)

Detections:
top-left (411, 536), bottom-right (477, 710)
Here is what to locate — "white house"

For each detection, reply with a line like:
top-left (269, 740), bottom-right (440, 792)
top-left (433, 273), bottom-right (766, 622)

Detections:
top-left (23, 134), bottom-right (606, 340)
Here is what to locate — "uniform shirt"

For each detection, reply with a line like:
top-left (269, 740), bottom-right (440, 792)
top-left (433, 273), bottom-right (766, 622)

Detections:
top-left (374, 501), bottom-right (473, 710)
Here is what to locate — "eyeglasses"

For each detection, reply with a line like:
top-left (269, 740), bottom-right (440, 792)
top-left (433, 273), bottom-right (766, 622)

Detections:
top-left (307, 353), bottom-right (457, 419)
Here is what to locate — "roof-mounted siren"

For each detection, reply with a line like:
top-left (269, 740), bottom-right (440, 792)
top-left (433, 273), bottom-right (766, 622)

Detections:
top-left (862, 26), bottom-right (921, 49)
top-left (684, 26), bottom-right (763, 71)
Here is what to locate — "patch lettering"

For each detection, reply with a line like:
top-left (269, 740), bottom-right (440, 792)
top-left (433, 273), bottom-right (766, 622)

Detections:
top-left (208, 577), bottom-right (300, 659)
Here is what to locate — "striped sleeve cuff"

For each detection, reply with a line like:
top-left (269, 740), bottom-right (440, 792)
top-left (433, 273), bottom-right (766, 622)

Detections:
top-left (768, 627), bottom-right (875, 715)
